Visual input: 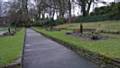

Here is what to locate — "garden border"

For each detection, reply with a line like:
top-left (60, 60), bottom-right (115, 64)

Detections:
top-left (21, 28), bottom-right (27, 68)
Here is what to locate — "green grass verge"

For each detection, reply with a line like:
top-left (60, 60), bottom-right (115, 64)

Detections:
top-left (0, 28), bottom-right (25, 67)
top-left (34, 27), bottom-right (120, 60)
top-left (55, 20), bottom-right (120, 32)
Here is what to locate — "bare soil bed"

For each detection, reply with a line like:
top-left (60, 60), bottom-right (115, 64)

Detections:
top-left (66, 32), bottom-right (110, 41)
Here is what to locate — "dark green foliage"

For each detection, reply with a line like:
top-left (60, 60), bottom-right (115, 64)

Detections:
top-left (90, 2), bottom-right (120, 20)
top-left (109, 3), bottom-right (120, 20)
top-left (55, 18), bottom-right (66, 25)
top-left (47, 18), bottom-right (55, 26)
top-left (40, 18), bottom-right (66, 27)
top-left (73, 15), bottom-right (109, 23)
top-left (90, 6), bottom-right (111, 16)
top-left (39, 18), bottom-right (55, 27)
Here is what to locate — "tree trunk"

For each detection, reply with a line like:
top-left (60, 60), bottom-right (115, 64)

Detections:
top-left (86, 0), bottom-right (92, 16)
top-left (68, 0), bottom-right (72, 23)
top-left (80, 23), bottom-right (83, 34)
top-left (8, 24), bottom-right (11, 34)
top-left (81, 4), bottom-right (87, 16)
top-left (21, 0), bottom-right (28, 23)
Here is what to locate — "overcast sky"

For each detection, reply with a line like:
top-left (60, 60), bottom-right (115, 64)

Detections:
top-left (2, 0), bottom-right (114, 2)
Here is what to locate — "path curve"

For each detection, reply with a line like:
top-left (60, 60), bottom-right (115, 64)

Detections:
top-left (23, 29), bottom-right (98, 68)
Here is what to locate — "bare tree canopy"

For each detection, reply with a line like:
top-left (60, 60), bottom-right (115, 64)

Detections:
top-left (0, 0), bottom-right (115, 25)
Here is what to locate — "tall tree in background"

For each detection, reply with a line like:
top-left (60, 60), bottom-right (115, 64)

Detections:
top-left (75, 0), bottom-right (94, 16)
top-left (75, 0), bottom-right (105, 16)
top-left (1, 0), bottom-right (112, 26)
top-left (68, 0), bottom-right (72, 23)
top-left (0, 1), bottom-right (2, 16)
top-left (21, 0), bottom-right (29, 24)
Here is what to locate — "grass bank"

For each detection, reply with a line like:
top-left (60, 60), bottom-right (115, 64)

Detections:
top-left (55, 20), bottom-right (120, 32)
top-left (0, 28), bottom-right (25, 67)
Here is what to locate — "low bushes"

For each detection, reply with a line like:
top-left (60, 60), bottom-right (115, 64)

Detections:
top-left (73, 15), bottom-right (110, 23)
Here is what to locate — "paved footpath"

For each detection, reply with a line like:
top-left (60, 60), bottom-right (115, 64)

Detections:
top-left (23, 29), bottom-right (99, 68)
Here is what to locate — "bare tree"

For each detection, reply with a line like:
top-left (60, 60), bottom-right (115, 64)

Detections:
top-left (74, 0), bottom-right (105, 16)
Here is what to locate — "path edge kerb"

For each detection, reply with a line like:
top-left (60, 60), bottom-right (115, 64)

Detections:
top-left (21, 28), bottom-right (27, 68)
top-left (32, 28), bottom-right (120, 68)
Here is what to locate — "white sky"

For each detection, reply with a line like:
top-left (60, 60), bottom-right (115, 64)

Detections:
top-left (1, 0), bottom-right (9, 2)
top-left (97, 0), bottom-right (114, 7)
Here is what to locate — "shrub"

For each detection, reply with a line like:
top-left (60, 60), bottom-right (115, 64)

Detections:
top-left (73, 15), bottom-right (110, 23)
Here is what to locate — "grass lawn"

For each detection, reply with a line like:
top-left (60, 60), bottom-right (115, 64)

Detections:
top-left (55, 20), bottom-right (120, 32)
top-left (0, 28), bottom-right (25, 67)
top-left (34, 20), bottom-right (120, 59)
